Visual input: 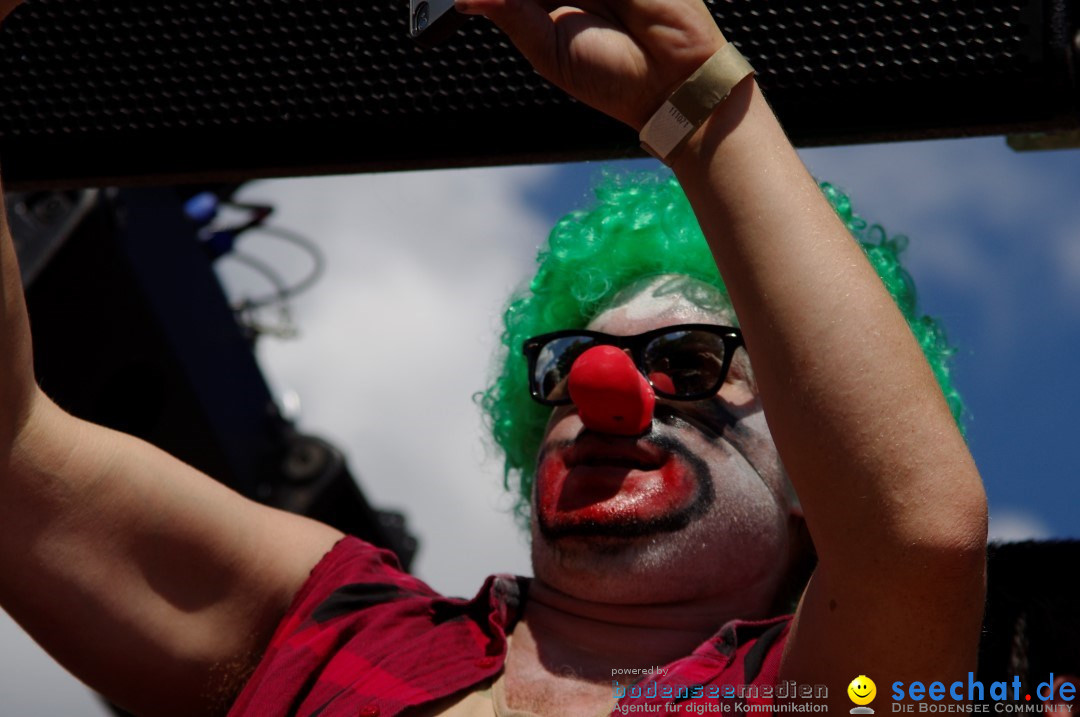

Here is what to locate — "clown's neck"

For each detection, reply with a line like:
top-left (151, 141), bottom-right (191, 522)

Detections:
top-left (514, 577), bottom-right (737, 680)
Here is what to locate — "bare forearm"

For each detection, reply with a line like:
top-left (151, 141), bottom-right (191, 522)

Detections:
top-left (672, 77), bottom-right (986, 687)
top-left (0, 4), bottom-right (32, 451)
top-left (671, 79), bottom-right (986, 569)
top-left (0, 198), bottom-right (38, 454)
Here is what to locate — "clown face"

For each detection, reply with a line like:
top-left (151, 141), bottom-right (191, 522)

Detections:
top-left (530, 275), bottom-right (803, 611)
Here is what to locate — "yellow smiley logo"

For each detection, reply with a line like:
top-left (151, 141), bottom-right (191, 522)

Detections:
top-left (848, 675), bottom-right (877, 706)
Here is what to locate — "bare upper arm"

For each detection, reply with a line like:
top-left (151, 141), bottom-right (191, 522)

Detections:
top-left (0, 393), bottom-right (344, 716)
top-left (780, 521), bottom-right (987, 712)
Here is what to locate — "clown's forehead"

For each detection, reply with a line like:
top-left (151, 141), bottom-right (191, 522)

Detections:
top-left (586, 274), bottom-right (735, 335)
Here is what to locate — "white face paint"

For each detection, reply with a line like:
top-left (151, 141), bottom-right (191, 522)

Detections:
top-left (530, 275), bottom-right (801, 613)
top-left (603, 274), bottom-right (740, 326)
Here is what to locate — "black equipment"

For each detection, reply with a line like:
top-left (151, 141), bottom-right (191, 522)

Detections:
top-left (0, 0), bottom-right (1077, 189)
top-left (21, 188), bottom-right (417, 568)
top-left (978, 541), bottom-right (1080, 688)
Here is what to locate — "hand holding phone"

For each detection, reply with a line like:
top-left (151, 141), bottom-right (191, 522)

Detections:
top-left (453, 0), bottom-right (727, 131)
top-left (409, 0), bottom-right (469, 47)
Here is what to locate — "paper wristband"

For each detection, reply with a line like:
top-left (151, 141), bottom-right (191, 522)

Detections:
top-left (639, 43), bottom-right (755, 163)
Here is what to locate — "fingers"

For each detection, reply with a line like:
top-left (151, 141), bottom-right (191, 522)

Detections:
top-left (454, 0), bottom-right (560, 78)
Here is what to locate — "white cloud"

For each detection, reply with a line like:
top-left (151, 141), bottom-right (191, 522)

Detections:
top-left (0, 610), bottom-right (110, 716)
top-left (1052, 224), bottom-right (1080, 296)
top-left (229, 166), bottom-right (554, 597)
top-left (804, 139), bottom-right (1080, 323)
top-left (987, 507), bottom-right (1053, 543)
top-left (800, 138), bottom-right (1080, 352)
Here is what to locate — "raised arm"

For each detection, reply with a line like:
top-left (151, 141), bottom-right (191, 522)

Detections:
top-left (461, 0), bottom-right (987, 701)
top-left (0, 7), bottom-right (342, 716)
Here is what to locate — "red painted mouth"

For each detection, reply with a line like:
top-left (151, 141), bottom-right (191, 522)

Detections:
top-left (536, 435), bottom-right (701, 532)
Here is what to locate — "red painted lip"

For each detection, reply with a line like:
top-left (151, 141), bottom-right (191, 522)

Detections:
top-left (537, 436), bottom-right (699, 528)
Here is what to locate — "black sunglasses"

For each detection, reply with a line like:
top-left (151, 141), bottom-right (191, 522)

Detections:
top-left (523, 324), bottom-right (745, 406)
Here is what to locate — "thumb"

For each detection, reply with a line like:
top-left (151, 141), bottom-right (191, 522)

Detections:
top-left (455, 0), bottom-right (559, 79)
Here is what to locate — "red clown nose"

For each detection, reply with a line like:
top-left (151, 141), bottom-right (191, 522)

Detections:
top-left (567, 345), bottom-right (656, 435)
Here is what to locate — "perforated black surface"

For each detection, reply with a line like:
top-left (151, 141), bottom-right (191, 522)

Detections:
top-left (0, 0), bottom-right (1074, 188)
top-left (0, 2), bottom-right (567, 136)
top-left (726, 2), bottom-right (1045, 89)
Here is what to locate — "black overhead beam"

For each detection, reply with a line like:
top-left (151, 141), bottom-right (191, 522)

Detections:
top-left (0, 0), bottom-right (1076, 189)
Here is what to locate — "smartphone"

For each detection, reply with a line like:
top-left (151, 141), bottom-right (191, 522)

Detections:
top-left (409, 0), bottom-right (469, 47)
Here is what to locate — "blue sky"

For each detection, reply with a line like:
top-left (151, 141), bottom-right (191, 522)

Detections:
top-left (804, 138), bottom-right (1080, 541)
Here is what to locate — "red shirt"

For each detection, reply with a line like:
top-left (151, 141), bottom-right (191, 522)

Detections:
top-left (228, 537), bottom-right (791, 717)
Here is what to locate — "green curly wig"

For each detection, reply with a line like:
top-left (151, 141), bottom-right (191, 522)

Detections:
top-left (479, 170), bottom-right (964, 521)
